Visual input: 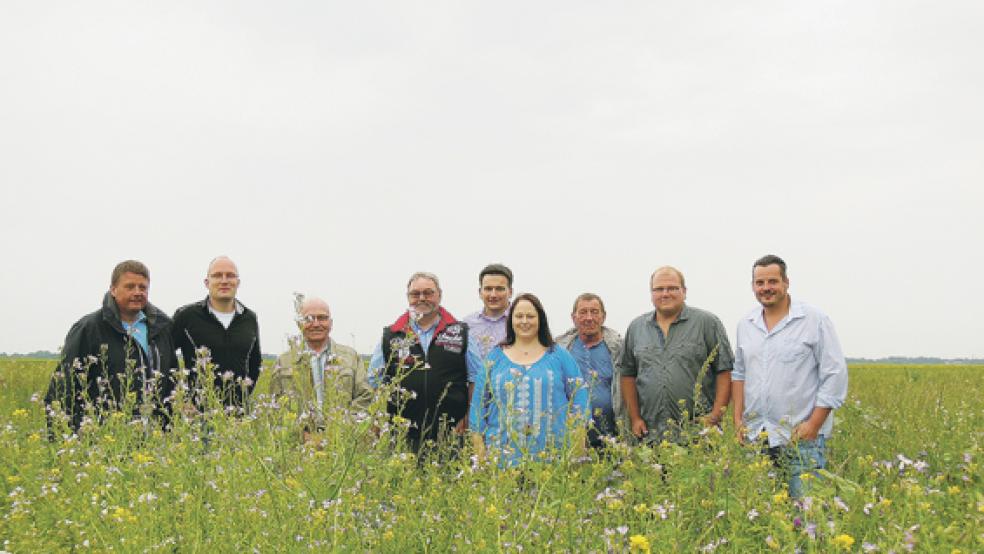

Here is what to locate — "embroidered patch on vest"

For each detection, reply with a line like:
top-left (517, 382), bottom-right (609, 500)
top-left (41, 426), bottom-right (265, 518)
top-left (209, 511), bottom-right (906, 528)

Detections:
top-left (434, 324), bottom-right (464, 353)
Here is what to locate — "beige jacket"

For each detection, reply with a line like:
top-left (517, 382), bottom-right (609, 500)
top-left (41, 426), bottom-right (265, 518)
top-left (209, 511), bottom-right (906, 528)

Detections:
top-left (270, 338), bottom-right (373, 430)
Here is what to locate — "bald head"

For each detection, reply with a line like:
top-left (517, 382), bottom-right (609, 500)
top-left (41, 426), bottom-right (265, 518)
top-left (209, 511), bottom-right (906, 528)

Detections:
top-left (207, 256), bottom-right (239, 277)
top-left (300, 297), bottom-right (330, 315)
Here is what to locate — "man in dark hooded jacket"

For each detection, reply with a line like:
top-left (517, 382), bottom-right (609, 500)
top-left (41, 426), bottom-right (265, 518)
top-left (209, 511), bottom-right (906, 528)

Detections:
top-left (44, 260), bottom-right (177, 435)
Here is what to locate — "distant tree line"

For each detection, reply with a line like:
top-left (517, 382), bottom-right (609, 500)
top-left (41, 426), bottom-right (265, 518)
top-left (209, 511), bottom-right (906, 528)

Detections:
top-left (847, 357), bottom-right (984, 365)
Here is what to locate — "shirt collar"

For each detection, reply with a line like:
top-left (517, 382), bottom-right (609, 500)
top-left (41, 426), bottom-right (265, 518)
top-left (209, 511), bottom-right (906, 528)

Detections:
top-left (477, 310), bottom-right (507, 323)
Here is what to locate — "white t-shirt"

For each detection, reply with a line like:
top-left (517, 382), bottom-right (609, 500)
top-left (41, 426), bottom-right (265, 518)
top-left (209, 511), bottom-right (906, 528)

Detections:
top-left (209, 305), bottom-right (235, 329)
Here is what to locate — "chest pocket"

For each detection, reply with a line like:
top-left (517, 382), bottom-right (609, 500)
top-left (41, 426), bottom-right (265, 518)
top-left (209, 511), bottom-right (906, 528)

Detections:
top-left (779, 339), bottom-right (812, 364)
top-left (669, 341), bottom-right (707, 371)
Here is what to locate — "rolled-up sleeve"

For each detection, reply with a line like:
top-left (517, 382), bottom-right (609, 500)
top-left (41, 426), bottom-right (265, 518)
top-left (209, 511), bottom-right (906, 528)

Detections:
top-left (709, 316), bottom-right (735, 374)
top-left (617, 325), bottom-right (638, 378)
top-left (815, 315), bottom-right (848, 409)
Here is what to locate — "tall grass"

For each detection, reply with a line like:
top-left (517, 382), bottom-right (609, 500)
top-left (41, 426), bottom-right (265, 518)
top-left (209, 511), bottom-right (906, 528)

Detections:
top-left (0, 359), bottom-right (980, 552)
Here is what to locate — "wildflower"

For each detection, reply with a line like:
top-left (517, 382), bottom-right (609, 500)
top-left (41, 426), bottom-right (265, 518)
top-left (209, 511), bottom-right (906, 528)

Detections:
top-left (485, 504), bottom-right (497, 516)
top-left (947, 485), bottom-right (960, 495)
top-left (804, 522), bottom-right (817, 539)
top-left (862, 543), bottom-right (878, 552)
top-left (831, 534), bottom-right (855, 550)
top-left (833, 496), bottom-right (849, 511)
top-left (747, 508), bottom-right (759, 521)
top-left (628, 534), bottom-right (651, 553)
top-left (11, 409), bottom-right (28, 418)
top-left (765, 535), bottom-right (780, 550)
top-left (616, 526), bottom-right (628, 536)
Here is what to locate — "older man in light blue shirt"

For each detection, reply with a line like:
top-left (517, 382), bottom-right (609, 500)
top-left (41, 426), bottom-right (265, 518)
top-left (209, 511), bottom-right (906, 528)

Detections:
top-left (732, 255), bottom-right (848, 497)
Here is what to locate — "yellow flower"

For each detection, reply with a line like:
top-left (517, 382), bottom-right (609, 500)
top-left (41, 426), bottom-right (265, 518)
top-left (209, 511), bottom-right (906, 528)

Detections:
top-left (606, 499), bottom-right (623, 511)
top-left (879, 498), bottom-right (892, 508)
top-left (11, 409), bottom-right (28, 418)
top-left (628, 534), bottom-right (651, 553)
top-left (6, 475), bottom-right (20, 484)
top-left (831, 534), bottom-right (855, 550)
top-left (947, 486), bottom-right (961, 495)
top-left (765, 535), bottom-right (780, 550)
top-left (563, 502), bottom-right (576, 513)
top-left (633, 503), bottom-right (649, 515)
top-left (773, 490), bottom-right (789, 503)
top-left (28, 433), bottom-right (41, 442)
top-left (485, 504), bottom-right (497, 516)
top-left (383, 530), bottom-right (394, 541)
top-left (132, 452), bottom-right (153, 465)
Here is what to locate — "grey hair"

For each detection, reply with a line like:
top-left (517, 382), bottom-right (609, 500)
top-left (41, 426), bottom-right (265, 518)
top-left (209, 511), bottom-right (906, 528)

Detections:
top-left (406, 271), bottom-right (441, 292)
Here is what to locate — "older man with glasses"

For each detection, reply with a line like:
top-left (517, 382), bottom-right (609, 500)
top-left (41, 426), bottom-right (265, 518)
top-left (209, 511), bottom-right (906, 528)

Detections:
top-left (369, 271), bottom-right (482, 454)
top-left (269, 295), bottom-right (372, 442)
top-left (619, 266), bottom-right (734, 444)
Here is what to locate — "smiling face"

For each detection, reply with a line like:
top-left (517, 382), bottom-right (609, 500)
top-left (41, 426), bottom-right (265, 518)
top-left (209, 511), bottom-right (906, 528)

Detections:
top-left (110, 272), bottom-right (149, 321)
top-left (205, 257), bottom-right (240, 303)
top-left (511, 299), bottom-right (540, 341)
top-left (300, 299), bottom-right (332, 349)
top-left (479, 274), bottom-right (512, 316)
top-left (650, 269), bottom-right (687, 319)
top-left (572, 298), bottom-right (605, 342)
top-left (407, 277), bottom-right (441, 319)
top-left (752, 263), bottom-right (789, 309)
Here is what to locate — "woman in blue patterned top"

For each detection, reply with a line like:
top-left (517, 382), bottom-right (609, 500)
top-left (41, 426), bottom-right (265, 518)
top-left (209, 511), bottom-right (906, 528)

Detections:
top-left (469, 293), bottom-right (590, 465)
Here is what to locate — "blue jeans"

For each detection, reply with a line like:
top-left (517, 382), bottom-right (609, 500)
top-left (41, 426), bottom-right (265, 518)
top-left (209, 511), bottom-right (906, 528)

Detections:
top-left (766, 435), bottom-right (826, 498)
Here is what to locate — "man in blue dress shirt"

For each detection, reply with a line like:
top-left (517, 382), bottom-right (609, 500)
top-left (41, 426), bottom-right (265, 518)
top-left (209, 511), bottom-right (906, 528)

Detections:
top-left (732, 254), bottom-right (849, 497)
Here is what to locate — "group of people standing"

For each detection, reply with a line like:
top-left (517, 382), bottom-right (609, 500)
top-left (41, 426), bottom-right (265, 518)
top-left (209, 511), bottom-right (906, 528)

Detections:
top-left (44, 255), bottom-right (847, 497)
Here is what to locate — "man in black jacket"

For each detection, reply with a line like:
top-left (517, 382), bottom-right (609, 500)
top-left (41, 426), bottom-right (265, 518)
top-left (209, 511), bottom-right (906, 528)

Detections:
top-left (45, 260), bottom-right (177, 435)
top-left (172, 256), bottom-right (262, 413)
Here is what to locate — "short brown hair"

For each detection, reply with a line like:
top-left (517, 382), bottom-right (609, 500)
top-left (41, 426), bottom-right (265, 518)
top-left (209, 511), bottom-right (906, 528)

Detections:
top-left (571, 293), bottom-right (606, 315)
top-left (650, 266), bottom-right (686, 289)
top-left (479, 263), bottom-right (513, 288)
top-left (111, 260), bottom-right (150, 286)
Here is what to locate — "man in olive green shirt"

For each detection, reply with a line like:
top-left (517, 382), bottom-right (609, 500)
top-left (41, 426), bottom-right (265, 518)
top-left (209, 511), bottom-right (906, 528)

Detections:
top-left (619, 266), bottom-right (734, 443)
top-left (270, 297), bottom-right (373, 439)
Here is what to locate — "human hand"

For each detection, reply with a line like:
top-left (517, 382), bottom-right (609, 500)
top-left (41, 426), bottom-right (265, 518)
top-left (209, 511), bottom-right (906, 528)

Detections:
top-left (792, 421), bottom-right (819, 441)
top-left (630, 418), bottom-right (648, 440)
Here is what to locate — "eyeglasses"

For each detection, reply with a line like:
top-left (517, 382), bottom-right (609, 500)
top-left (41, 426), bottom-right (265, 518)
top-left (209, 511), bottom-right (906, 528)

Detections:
top-left (209, 272), bottom-right (239, 280)
top-left (300, 314), bottom-right (331, 324)
top-left (407, 289), bottom-right (438, 300)
top-left (651, 286), bottom-right (682, 294)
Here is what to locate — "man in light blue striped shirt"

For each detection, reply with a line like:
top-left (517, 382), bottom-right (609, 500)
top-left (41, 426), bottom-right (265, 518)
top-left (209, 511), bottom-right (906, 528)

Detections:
top-left (732, 254), bottom-right (848, 497)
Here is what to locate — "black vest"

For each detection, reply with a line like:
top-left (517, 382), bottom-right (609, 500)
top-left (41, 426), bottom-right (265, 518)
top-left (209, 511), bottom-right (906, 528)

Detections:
top-left (381, 317), bottom-right (469, 447)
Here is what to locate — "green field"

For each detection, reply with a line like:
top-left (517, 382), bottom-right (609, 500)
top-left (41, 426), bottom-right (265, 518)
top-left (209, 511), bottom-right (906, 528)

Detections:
top-left (1, 360), bottom-right (981, 552)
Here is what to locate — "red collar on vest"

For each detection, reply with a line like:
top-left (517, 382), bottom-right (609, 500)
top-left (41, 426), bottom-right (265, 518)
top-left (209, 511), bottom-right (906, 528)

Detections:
top-left (389, 307), bottom-right (458, 335)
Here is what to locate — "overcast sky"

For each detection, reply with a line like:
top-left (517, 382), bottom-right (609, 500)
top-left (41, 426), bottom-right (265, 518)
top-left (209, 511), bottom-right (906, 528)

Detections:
top-left (1, 2), bottom-right (981, 359)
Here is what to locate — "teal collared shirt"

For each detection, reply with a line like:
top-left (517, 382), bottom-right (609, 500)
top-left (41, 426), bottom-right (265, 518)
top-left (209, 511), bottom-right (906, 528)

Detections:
top-left (121, 311), bottom-right (149, 354)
